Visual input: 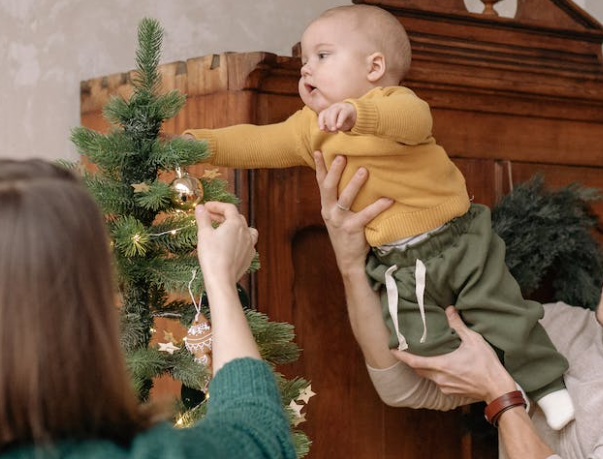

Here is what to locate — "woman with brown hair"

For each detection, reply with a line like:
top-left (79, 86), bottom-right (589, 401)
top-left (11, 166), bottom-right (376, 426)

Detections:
top-left (0, 159), bottom-right (295, 458)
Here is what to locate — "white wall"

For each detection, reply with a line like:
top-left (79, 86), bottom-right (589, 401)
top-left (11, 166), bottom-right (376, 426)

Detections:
top-left (1, 0), bottom-right (602, 161)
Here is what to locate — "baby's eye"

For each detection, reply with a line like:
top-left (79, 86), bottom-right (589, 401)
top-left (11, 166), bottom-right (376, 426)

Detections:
top-left (317, 52), bottom-right (328, 60)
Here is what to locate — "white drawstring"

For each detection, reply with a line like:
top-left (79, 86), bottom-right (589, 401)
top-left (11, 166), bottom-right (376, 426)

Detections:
top-left (384, 259), bottom-right (428, 351)
top-left (385, 265), bottom-right (407, 351)
top-left (415, 259), bottom-right (427, 344)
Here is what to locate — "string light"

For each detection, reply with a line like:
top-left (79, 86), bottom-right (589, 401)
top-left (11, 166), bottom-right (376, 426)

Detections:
top-left (147, 222), bottom-right (196, 238)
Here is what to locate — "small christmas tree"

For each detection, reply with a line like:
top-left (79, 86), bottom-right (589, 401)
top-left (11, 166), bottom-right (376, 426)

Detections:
top-left (70, 18), bottom-right (311, 457)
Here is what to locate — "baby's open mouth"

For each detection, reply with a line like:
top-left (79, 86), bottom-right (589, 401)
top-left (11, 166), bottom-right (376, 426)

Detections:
top-left (305, 83), bottom-right (317, 93)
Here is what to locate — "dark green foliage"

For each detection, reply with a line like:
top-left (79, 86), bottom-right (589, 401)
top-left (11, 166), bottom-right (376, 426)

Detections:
top-left (70, 17), bottom-right (310, 457)
top-left (492, 175), bottom-right (603, 310)
top-left (134, 181), bottom-right (173, 212)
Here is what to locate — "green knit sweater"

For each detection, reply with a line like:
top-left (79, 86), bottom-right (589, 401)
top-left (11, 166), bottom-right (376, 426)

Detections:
top-left (3, 358), bottom-right (296, 459)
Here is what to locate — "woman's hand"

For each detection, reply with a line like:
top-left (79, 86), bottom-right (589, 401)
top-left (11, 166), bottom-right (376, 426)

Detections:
top-left (195, 202), bottom-right (258, 285)
top-left (313, 151), bottom-right (392, 274)
top-left (195, 201), bottom-right (261, 371)
top-left (392, 306), bottom-right (517, 403)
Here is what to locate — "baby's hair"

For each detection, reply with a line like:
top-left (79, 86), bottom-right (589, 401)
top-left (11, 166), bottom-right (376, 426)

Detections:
top-left (318, 5), bottom-right (411, 84)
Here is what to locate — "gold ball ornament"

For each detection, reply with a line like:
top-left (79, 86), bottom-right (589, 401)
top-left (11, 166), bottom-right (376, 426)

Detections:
top-left (184, 312), bottom-right (213, 371)
top-left (170, 170), bottom-right (204, 211)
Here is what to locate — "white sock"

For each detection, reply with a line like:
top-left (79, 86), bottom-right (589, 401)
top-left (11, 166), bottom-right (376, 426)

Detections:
top-left (537, 389), bottom-right (575, 430)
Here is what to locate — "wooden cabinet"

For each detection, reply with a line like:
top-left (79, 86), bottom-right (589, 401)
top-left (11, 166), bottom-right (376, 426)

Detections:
top-left (80, 1), bottom-right (603, 457)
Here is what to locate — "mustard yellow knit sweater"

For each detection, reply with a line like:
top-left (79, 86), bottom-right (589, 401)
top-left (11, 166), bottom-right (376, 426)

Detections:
top-left (185, 86), bottom-right (470, 246)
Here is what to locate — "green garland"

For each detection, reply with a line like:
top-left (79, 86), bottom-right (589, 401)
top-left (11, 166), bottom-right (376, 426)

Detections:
top-left (492, 175), bottom-right (603, 310)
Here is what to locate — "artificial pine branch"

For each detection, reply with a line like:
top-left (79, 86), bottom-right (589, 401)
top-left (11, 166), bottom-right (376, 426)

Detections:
top-left (200, 177), bottom-right (239, 204)
top-left (134, 181), bottom-right (173, 211)
top-left (84, 175), bottom-right (134, 215)
top-left (112, 216), bottom-right (150, 257)
top-left (149, 137), bottom-right (209, 170)
top-left (169, 351), bottom-right (211, 390)
top-left (127, 347), bottom-right (170, 393)
top-left (71, 128), bottom-right (135, 176)
top-left (133, 18), bottom-right (163, 94)
top-left (492, 175), bottom-right (603, 310)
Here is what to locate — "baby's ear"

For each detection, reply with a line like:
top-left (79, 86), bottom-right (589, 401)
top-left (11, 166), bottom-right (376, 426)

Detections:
top-left (367, 52), bottom-right (386, 83)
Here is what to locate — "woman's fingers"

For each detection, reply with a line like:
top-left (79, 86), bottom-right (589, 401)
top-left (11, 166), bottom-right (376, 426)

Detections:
top-left (351, 197), bottom-right (393, 226)
top-left (195, 204), bottom-right (212, 229)
top-left (391, 348), bottom-right (443, 372)
top-left (336, 167), bottom-right (367, 210)
top-left (314, 150), bottom-right (328, 184)
top-left (249, 227), bottom-right (259, 245)
top-left (314, 151), bottom-right (365, 211)
top-left (444, 306), bottom-right (476, 342)
top-left (203, 201), bottom-right (241, 220)
top-left (314, 151), bottom-right (346, 213)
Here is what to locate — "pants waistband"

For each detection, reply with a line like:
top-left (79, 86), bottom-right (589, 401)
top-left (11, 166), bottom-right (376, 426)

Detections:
top-left (370, 204), bottom-right (485, 269)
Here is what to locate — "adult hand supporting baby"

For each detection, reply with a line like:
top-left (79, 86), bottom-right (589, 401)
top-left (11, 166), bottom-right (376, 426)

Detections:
top-left (314, 150), bottom-right (396, 369)
top-left (392, 306), bottom-right (516, 404)
top-left (393, 306), bottom-right (556, 459)
top-left (313, 151), bottom-right (392, 273)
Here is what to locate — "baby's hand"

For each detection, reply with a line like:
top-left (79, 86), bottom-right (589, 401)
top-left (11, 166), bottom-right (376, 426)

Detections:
top-left (318, 102), bottom-right (357, 133)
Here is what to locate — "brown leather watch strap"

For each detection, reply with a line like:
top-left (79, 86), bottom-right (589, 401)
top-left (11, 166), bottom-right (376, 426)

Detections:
top-left (484, 390), bottom-right (527, 427)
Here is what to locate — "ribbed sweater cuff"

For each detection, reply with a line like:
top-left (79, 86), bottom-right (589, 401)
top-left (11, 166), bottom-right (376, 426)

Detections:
top-left (209, 358), bottom-right (279, 407)
top-left (182, 129), bottom-right (217, 161)
top-left (347, 98), bottom-right (379, 135)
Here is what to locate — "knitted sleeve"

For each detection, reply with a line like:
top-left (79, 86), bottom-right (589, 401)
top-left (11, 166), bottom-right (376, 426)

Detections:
top-left (127, 358), bottom-right (295, 459)
top-left (183, 109), bottom-right (312, 169)
top-left (183, 358), bottom-right (296, 458)
top-left (366, 361), bottom-right (476, 411)
top-left (346, 87), bottom-right (433, 146)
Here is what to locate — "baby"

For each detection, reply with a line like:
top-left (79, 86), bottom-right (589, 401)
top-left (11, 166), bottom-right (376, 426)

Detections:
top-left (184, 5), bottom-right (574, 430)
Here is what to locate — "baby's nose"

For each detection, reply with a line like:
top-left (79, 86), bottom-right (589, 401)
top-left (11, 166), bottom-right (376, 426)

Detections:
top-left (300, 64), bottom-right (311, 77)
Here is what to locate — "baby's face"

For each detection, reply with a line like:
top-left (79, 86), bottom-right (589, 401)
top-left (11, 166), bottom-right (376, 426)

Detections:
top-left (299, 16), bottom-right (376, 113)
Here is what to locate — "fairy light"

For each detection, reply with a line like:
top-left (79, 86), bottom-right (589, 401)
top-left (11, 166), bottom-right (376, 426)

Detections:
top-left (147, 222), bottom-right (196, 238)
top-left (132, 233), bottom-right (141, 242)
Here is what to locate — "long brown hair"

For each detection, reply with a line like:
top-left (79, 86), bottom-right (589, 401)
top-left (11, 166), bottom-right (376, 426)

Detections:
top-left (0, 159), bottom-right (154, 450)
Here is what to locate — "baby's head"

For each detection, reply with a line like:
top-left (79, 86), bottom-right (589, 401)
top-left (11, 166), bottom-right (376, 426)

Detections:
top-left (299, 5), bottom-right (411, 113)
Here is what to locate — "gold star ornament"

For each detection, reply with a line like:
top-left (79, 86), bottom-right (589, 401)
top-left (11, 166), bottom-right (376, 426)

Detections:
top-left (202, 168), bottom-right (221, 179)
top-left (131, 182), bottom-right (151, 193)
top-left (158, 342), bottom-right (180, 354)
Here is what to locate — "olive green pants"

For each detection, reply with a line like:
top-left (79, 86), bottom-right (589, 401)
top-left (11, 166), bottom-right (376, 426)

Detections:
top-left (366, 204), bottom-right (567, 400)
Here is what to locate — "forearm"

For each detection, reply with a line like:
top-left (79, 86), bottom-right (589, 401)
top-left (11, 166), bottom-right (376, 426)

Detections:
top-left (203, 272), bottom-right (261, 374)
top-left (348, 90), bottom-right (433, 145)
top-left (498, 407), bottom-right (555, 459)
top-left (340, 265), bottom-right (398, 369)
top-left (183, 112), bottom-right (309, 169)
